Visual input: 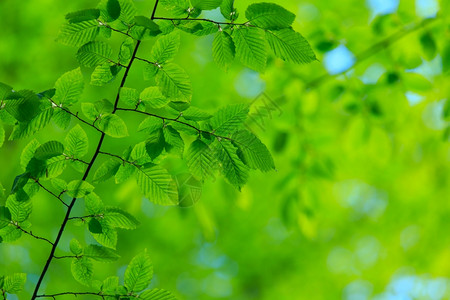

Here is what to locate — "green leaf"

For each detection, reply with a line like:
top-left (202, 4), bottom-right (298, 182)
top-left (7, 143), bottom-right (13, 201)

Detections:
top-left (54, 68), bottom-right (84, 106)
top-left (65, 125), bottom-right (89, 158)
top-left (93, 159), bottom-right (121, 183)
top-left (266, 28), bottom-right (316, 64)
top-left (66, 9), bottom-right (101, 24)
top-left (245, 2), bottom-right (295, 29)
top-left (160, 0), bottom-right (189, 16)
top-left (4, 90), bottom-right (42, 122)
top-left (213, 30), bottom-right (235, 71)
top-left (124, 250), bottom-right (153, 293)
top-left (119, 38), bottom-right (135, 64)
top-left (145, 129), bottom-right (165, 160)
top-left (107, 0), bottom-right (121, 21)
top-left (150, 32), bottom-right (180, 64)
top-left (191, 0), bottom-right (222, 10)
top-left (181, 106), bottom-right (212, 121)
top-left (84, 244), bottom-right (120, 262)
top-left (77, 41), bottom-right (113, 67)
top-left (120, 87), bottom-right (139, 106)
top-left (21, 139), bottom-right (40, 170)
top-left (34, 141), bottom-right (64, 160)
top-left (3, 273), bottom-right (26, 294)
top-left (140, 87), bottom-right (169, 109)
top-left (0, 206), bottom-right (11, 229)
top-left (52, 109), bottom-right (72, 129)
top-left (233, 27), bottom-right (267, 72)
top-left (215, 140), bottom-right (249, 189)
top-left (186, 139), bottom-right (216, 181)
top-left (70, 238), bottom-right (83, 255)
top-left (419, 31), bottom-right (437, 61)
top-left (57, 20), bottom-right (100, 47)
top-left (91, 64), bottom-right (116, 86)
top-left (46, 155), bottom-right (67, 178)
top-left (136, 163), bottom-right (179, 205)
top-left (71, 257), bottom-right (93, 286)
top-left (85, 193), bottom-right (105, 215)
top-left (101, 276), bottom-right (119, 293)
top-left (104, 207), bottom-right (140, 229)
top-left (8, 107), bottom-right (54, 140)
top-left (0, 125), bottom-right (5, 148)
top-left (155, 63), bottom-right (192, 102)
top-left (138, 117), bottom-right (163, 134)
top-left (67, 180), bottom-right (95, 198)
top-left (140, 289), bottom-right (177, 300)
top-left (81, 103), bottom-right (99, 121)
top-left (232, 130), bottom-right (274, 171)
top-left (91, 219), bottom-right (117, 249)
top-left (220, 0), bottom-right (238, 20)
top-left (88, 218), bottom-right (103, 234)
top-left (163, 125), bottom-right (184, 155)
top-left (129, 16), bottom-right (161, 40)
top-left (98, 114), bottom-right (129, 138)
top-left (210, 103), bottom-right (249, 135)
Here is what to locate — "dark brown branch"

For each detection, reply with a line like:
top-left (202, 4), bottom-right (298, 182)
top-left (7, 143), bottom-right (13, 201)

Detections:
top-left (33, 179), bottom-right (69, 207)
top-left (13, 223), bottom-right (54, 246)
top-left (153, 16), bottom-right (250, 27)
top-left (36, 291), bottom-right (114, 298)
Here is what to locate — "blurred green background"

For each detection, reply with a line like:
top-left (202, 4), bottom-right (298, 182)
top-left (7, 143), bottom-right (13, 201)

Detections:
top-left (1, 0), bottom-right (449, 299)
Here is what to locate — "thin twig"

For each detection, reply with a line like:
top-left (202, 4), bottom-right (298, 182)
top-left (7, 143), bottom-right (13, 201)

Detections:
top-left (68, 214), bottom-right (103, 221)
top-left (36, 292), bottom-right (114, 298)
top-left (34, 179), bottom-right (69, 207)
top-left (153, 16), bottom-right (250, 27)
top-left (98, 151), bottom-right (136, 165)
top-left (12, 223), bottom-right (54, 246)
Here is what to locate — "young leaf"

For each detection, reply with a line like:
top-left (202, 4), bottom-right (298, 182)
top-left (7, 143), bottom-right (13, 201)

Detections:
top-left (163, 125), bottom-right (184, 155)
top-left (220, 0), bottom-right (238, 20)
top-left (140, 87), bottom-right (169, 109)
top-left (81, 103), bottom-right (99, 120)
top-left (46, 155), bottom-right (67, 178)
top-left (155, 63), bottom-right (192, 102)
top-left (191, 0), bottom-right (222, 10)
top-left (71, 257), bottom-right (93, 286)
top-left (57, 20), bottom-right (100, 47)
top-left (139, 289), bottom-right (177, 300)
top-left (266, 28), bottom-right (316, 64)
top-left (88, 218), bottom-right (103, 234)
top-left (233, 27), bottom-right (267, 72)
top-left (124, 250), bottom-right (153, 293)
top-left (245, 2), bottom-right (295, 29)
top-left (0, 125), bottom-right (4, 148)
top-left (3, 273), bottom-right (27, 294)
top-left (0, 206), bottom-right (12, 229)
top-left (67, 180), bottom-right (95, 198)
top-left (150, 32), bottom-right (180, 64)
top-left (119, 38), bottom-right (135, 64)
top-left (91, 219), bottom-right (118, 249)
top-left (70, 238), bottom-right (83, 256)
top-left (210, 103), bottom-right (249, 135)
top-left (136, 163), bottom-right (179, 205)
top-left (212, 31), bottom-right (235, 71)
top-left (34, 141), bottom-right (65, 161)
top-left (3, 90), bottom-right (42, 122)
top-left (104, 207), bottom-right (140, 229)
top-left (91, 64), bottom-right (115, 86)
top-left (54, 68), bottom-right (84, 106)
top-left (186, 139), bottom-right (216, 181)
top-left (145, 129), bottom-right (165, 160)
top-left (97, 114), bottom-right (129, 138)
top-left (160, 0), bottom-right (190, 16)
top-left (85, 193), bottom-right (106, 215)
top-left (129, 16), bottom-right (161, 40)
top-left (232, 130), bottom-right (275, 171)
top-left (93, 159), bottom-right (121, 183)
top-left (215, 140), bottom-right (249, 189)
top-left (52, 109), bottom-right (72, 129)
top-left (120, 87), bottom-right (140, 106)
top-left (77, 41), bottom-right (113, 67)
top-left (8, 107), bottom-right (54, 140)
top-left (138, 117), bottom-right (164, 134)
top-left (65, 124), bottom-right (89, 157)
top-left (21, 139), bottom-right (40, 170)
top-left (84, 244), bottom-right (120, 262)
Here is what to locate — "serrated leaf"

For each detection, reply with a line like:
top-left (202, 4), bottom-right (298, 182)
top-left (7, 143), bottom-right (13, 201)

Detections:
top-left (98, 114), bottom-right (129, 138)
top-left (105, 207), bottom-right (139, 229)
top-left (210, 103), bottom-right (249, 135)
top-left (150, 32), bottom-right (180, 64)
top-left (119, 38), bottom-right (135, 64)
top-left (91, 219), bottom-right (117, 249)
top-left (0, 206), bottom-right (11, 229)
top-left (34, 141), bottom-right (64, 160)
top-left (220, 0), bottom-right (238, 20)
top-left (3, 90), bottom-right (42, 122)
top-left (3, 273), bottom-right (26, 294)
top-left (156, 63), bottom-right (191, 102)
top-left (84, 244), bottom-right (120, 262)
top-left (8, 107), bottom-right (53, 140)
top-left (46, 155), bottom-right (67, 178)
top-left (233, 27), bottom-right (267, 72)
top-left (191, 0), bottom-right (222, 10)
top-left (232, 130), bottom-right (274, 171)
top-left (145, 129), bottom-right (165, 160)
top-left (120, 87), bottom-right (139, 106)
top-left (20, 139), bottom-right (40, 170)
top-left (67, 180), bottom-right (94, 198)
top-left (65, 125), bottom-right (89, 157)
top-left (93, 159), bottom-right (121, 183)
top-left (54, 68), bottom-right (84, 106)
top-left (77, 41), bottom-right (113, 67)
top-left (138, 117), bottom-right (163, 134)
top-left (266, 28), bottom-right (316, 64)
top-left (213, 31), bottom-right (235, 71)
top-left (71, 257), bottom-right (93, 286)
top-left (57, 20), bottom-right (100, 47)
top-left (101, 276), bottom-right (119, 293)
top-left (163, 125), bottom-right (184, 155)
top-left (91, 64), bottom-right (116, 86)
top-left (186, 139), bottom-right (216, 181)
top-left (160, 0), bottom-right (189, 16)
top-left (129, 16), bottom-right (161, 40)
top-left (124, 250), bottom-right (153, 293)
top-left (140, 289), bottom-right (177, 300)
top-left (215, 140), bottom-right (249, 189)
top-left (52, 109), bottom-right (72, 129)
top-left (136, 163), bottom-right (179, 205)
top-left (85, 193), bottom-right (105, 215)
top-left (245, 2), bottom-right (295, 29)
top-left (81, 103), bottom-right (99, 121)
top-left (70, 238), bottom-right (83, 255)
top-left (140, 87), bottom-right (169, 109)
